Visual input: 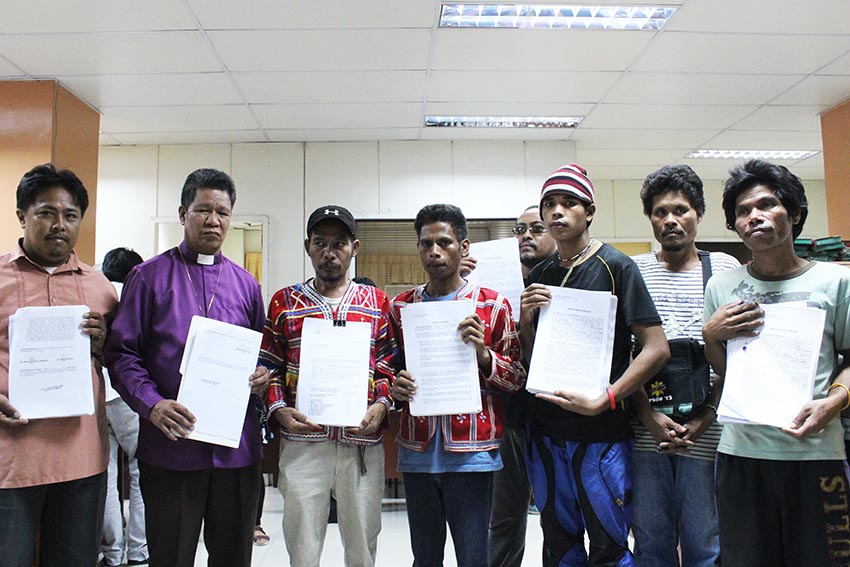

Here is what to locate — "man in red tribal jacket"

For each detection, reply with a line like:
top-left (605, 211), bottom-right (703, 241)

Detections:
top-left (390, 203), bottom-right (525, 567)
top-left (261, 205), bottom-right (397, 567)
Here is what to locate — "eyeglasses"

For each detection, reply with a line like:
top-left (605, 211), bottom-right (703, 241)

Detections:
top-left (512, 224), bottom-right (547, 236)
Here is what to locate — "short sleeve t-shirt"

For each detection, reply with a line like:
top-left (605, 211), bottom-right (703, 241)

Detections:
top-left (526, 243), bottom-right (661, 443)
top-left (704, 261), bottom-right (850, 461)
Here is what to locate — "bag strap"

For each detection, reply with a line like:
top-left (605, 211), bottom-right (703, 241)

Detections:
top-left (698, 250), bottom-right (712, 290)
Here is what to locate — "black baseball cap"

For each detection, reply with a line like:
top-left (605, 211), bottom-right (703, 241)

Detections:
top-left (306, 205), bottom-right (356, 238)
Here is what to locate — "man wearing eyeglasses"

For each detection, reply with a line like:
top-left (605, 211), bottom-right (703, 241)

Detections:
top-left (513, 205), bottom-right (558, 280)
top-left (488, 205), bottom-right (556, 567)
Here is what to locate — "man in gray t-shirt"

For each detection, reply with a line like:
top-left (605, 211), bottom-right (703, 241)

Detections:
top-left (703, 159), bottom-right (850, 567)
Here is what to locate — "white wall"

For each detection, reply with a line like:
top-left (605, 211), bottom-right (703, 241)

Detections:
top-left (96, 141), bottom-right (829, 294)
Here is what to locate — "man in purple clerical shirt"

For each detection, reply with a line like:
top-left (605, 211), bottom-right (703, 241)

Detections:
top-left (105, 168), bottom-right (270, 567)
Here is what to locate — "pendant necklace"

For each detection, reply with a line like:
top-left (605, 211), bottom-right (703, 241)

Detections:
top-left (178, 248), bottom-right (224, 316)
top-left (558, 238), bottom-right (594, 287)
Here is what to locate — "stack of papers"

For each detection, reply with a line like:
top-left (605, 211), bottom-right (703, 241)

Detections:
top-left (718, 303), bottom-right (825, 428)
top-left (526, 286), bottom-right (617, 398)
top-left (8, 305), bottom-right (93, 419)
top-left (177, 316), bottom-right (262, 448)
top-left (401, 300), bottom-right (482, 417)
top-left (465, 238), bottom-right (525, 320)
top-left (296, 318), bottom-right (371, 427)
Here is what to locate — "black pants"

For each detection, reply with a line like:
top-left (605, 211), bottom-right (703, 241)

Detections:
top-left (488, 425), bottom-right (530, 567)
top-left (0, 471), bottom-right (106, 567)
top-left (138, 461), bottom-right (261, 567)
top-left (717, 453), bottom-right (850, 567)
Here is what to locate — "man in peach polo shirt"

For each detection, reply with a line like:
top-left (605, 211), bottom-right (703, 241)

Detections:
top-left (0, 164), bottom-right (118, 567)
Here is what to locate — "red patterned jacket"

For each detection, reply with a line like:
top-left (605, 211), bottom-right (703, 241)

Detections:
top-left (390, 281), bottom-right (525, 452)
top-left (261, 280), bottom-right (397, 446)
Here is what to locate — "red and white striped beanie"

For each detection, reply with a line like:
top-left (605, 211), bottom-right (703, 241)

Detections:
top-left (539, 164), bottom-right (595, 208)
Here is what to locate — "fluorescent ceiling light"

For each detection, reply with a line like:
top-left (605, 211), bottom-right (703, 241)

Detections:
top-left (439, 4), bottom-right (678, 30)
top-left (688, 149), bottom-right (819, 160)
top-left (425, 115), bottom-right (583, 128)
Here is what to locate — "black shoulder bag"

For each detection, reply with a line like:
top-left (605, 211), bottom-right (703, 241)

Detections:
top-left (642, 251), bottom-right (712, 424)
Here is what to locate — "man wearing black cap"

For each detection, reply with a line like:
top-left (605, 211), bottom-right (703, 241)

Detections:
top-left (260, 205), bottom-right (398, 567)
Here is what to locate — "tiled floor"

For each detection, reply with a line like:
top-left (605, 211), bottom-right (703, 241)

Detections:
top-left (194, 486), bottom-right (545, 566)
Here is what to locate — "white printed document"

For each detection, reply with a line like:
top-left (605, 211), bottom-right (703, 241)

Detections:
top-left (466, 238), bottom-right (525, 320)
top-left (526, 286), bottom-right (617, 398)
top-left (8, 305), bottom-right (93, 419)
top-left (401, 300), bottom-right (481, 416)
top-left (718, 303), bottom-right (825, 428)
top-left (296, 318), bottom-right (371, 427)
top-left (177, 316), bottom-right (262, 448)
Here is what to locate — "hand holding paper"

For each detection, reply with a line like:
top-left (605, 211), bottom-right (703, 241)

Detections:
top-left (150, 399), bottom-right (196, 441)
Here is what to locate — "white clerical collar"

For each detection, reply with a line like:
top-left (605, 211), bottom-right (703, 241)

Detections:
top-left (196, 253), bottom-right (215, 266)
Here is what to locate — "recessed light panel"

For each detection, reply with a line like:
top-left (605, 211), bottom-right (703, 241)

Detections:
top-left (688, 149), bottom-right (819, 160)
top-left (425, 115), bottom-right (584, 128)
top-left (439, 4), bottom-right (678, 30)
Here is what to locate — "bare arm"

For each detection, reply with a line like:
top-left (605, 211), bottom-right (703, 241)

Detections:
top-left (536, 323), bottom-right (670, 416)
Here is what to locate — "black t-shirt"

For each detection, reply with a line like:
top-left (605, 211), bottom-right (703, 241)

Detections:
top-left (525, 243), bottom-right (661, 443)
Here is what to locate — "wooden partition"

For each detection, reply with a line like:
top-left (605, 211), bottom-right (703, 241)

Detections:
top-left (0, 80), bottom-right (100, 263)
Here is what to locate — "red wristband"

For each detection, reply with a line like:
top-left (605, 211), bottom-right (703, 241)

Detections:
top-left (607, 386), bottom-right (616, 411)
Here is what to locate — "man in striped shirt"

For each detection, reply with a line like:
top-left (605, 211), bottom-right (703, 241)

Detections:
top-left (630, 165), bottom-right (739, 567)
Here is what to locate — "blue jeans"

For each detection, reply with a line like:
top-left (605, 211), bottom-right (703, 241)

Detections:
top-left (0, 472), bottom-right (107, 567)
top-left (403, 471), bottom-right (493, 567)
top-left (631, 451), bottom-right (719, 567)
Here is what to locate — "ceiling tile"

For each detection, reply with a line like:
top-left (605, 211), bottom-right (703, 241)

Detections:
top-left (188, 0), bottom-right (436, 29)
top-left (428, 71), bottom-right (621, 103)
top-left (110, 130), bottom-right (267, 145)
top-left (573, 129), bottom-right (716, 149)
top-left (233, 71), bottom-right (427, 104)
top-left (0, 32), bottom-right (221, 75)
top-left (252, 103), bottom-right (422, 129)
top-left (419, 128), bottom-right (576, 141)
top-left (731, 106), bottom-right (824, 131)
top-left (700, 130), bottom-right (823, 150)
top-left (0, 0), bottom-right (195, 33)
top-left (667, 0), bottom-right (850, 35)
top-left (209, 29), bottom-right (432, 72)
top-left (424, 102), bottom-right (594, 116)
top-left (605, 72), bottom-right (802, 105)
top-left (633, 32), bottom-right (850, 74)
top-left (581, 104), bottom-right (756, 130)
top-left (819, 51), bottom-right (850, 75)
top-left (100, 105), bottom-right (257, 132)
top-left (59, 73), bottom-right (241, 107)
top-left (432, 29), bottom-right (654, 71)
top-left (577, 148), bottom-right (689, 166)
top-left (0, 55), bottom-right (26, 76)
top-left (770, 75), bottom-right (850, 107)
top-left (268, 129), bottom-right (421, 142)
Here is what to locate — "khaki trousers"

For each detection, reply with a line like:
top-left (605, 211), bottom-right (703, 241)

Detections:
top-left (279, 439), bottom-right (384, 567)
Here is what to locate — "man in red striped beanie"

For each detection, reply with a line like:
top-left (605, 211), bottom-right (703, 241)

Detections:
top-left (519, 164), bottom-right (670, 566)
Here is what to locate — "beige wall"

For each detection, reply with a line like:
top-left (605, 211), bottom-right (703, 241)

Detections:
top-left (96, 141), bottom-right (829, 297)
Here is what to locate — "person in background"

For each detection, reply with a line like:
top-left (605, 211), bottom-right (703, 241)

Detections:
top-left (100, 247), bottom-right (148, 567)
top-left (629, 165), bottom-right (739, 567)
top-left (703, 159), bottom-right (850, 566)
top-left (106, 168), bottom-right (269, 567)
top-left (0, 164), bottom-right (117, 567)
top-left (462, 204), bottom-right (556, 567)
top-left (391, 204), bottom-right (525, 567)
